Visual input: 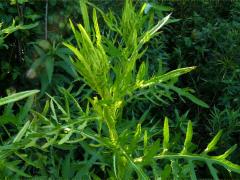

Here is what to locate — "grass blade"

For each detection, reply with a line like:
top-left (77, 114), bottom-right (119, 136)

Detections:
top-left (0, 90), bottom-right (39, 106)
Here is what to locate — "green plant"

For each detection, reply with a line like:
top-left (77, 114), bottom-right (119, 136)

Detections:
top-left (0, 20), bottom-right (38, 48)
top-left (207, 107), bottom-right (240, 144)
top-left (3, 86), bottom-right (238, 178)
top-left (0, 89), bottom-right (39, 106)
top-left (135, 118), bottom-right (240, 179)
top-left (60, 0), bottom-right (239, 178)
top-left (0, 90), bottom-right (39, 177)
top-left (65, 0), bottom-right (208, 141)
top-left (0, 18), bottom-right (38, 91)
top-left (26, 40), bottom-right (78, 93)
top-left (0, 0), bottom-right (239, 179)
top-left (0, 0), bottom-right (81, 93)
top-left (163, 2), bottom-right (240, 166)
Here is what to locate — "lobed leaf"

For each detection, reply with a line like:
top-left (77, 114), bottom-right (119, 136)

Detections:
top-left (134, 119), bottom-right (240, 178)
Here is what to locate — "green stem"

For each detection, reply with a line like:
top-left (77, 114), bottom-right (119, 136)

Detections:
top-left (102, 105), bottom-right (119, 144)
top-left (134, 153), bottom-right (240, 174)
top-left (106, 118), bottom-right (118, 143)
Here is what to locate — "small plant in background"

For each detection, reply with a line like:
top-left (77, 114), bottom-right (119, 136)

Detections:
top-left (164, 2), bottom-right (240, 168)
top-left (0, 20), bottom-right (38, 89)
top-left (26, 40), bottom-right (78, 93)
top-left (0, 20), bottom-right (38, 48)
top-left (207, 107), bottom-right (240, 144)
top-left (0, 0), bottom-right (83, 93)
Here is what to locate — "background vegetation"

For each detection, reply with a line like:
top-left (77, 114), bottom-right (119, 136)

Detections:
top-left (0, 0), bottom-right (239, 179)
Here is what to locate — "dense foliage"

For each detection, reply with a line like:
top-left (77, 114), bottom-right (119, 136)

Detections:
top-left (0, 0), bottom-right (239, 179)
